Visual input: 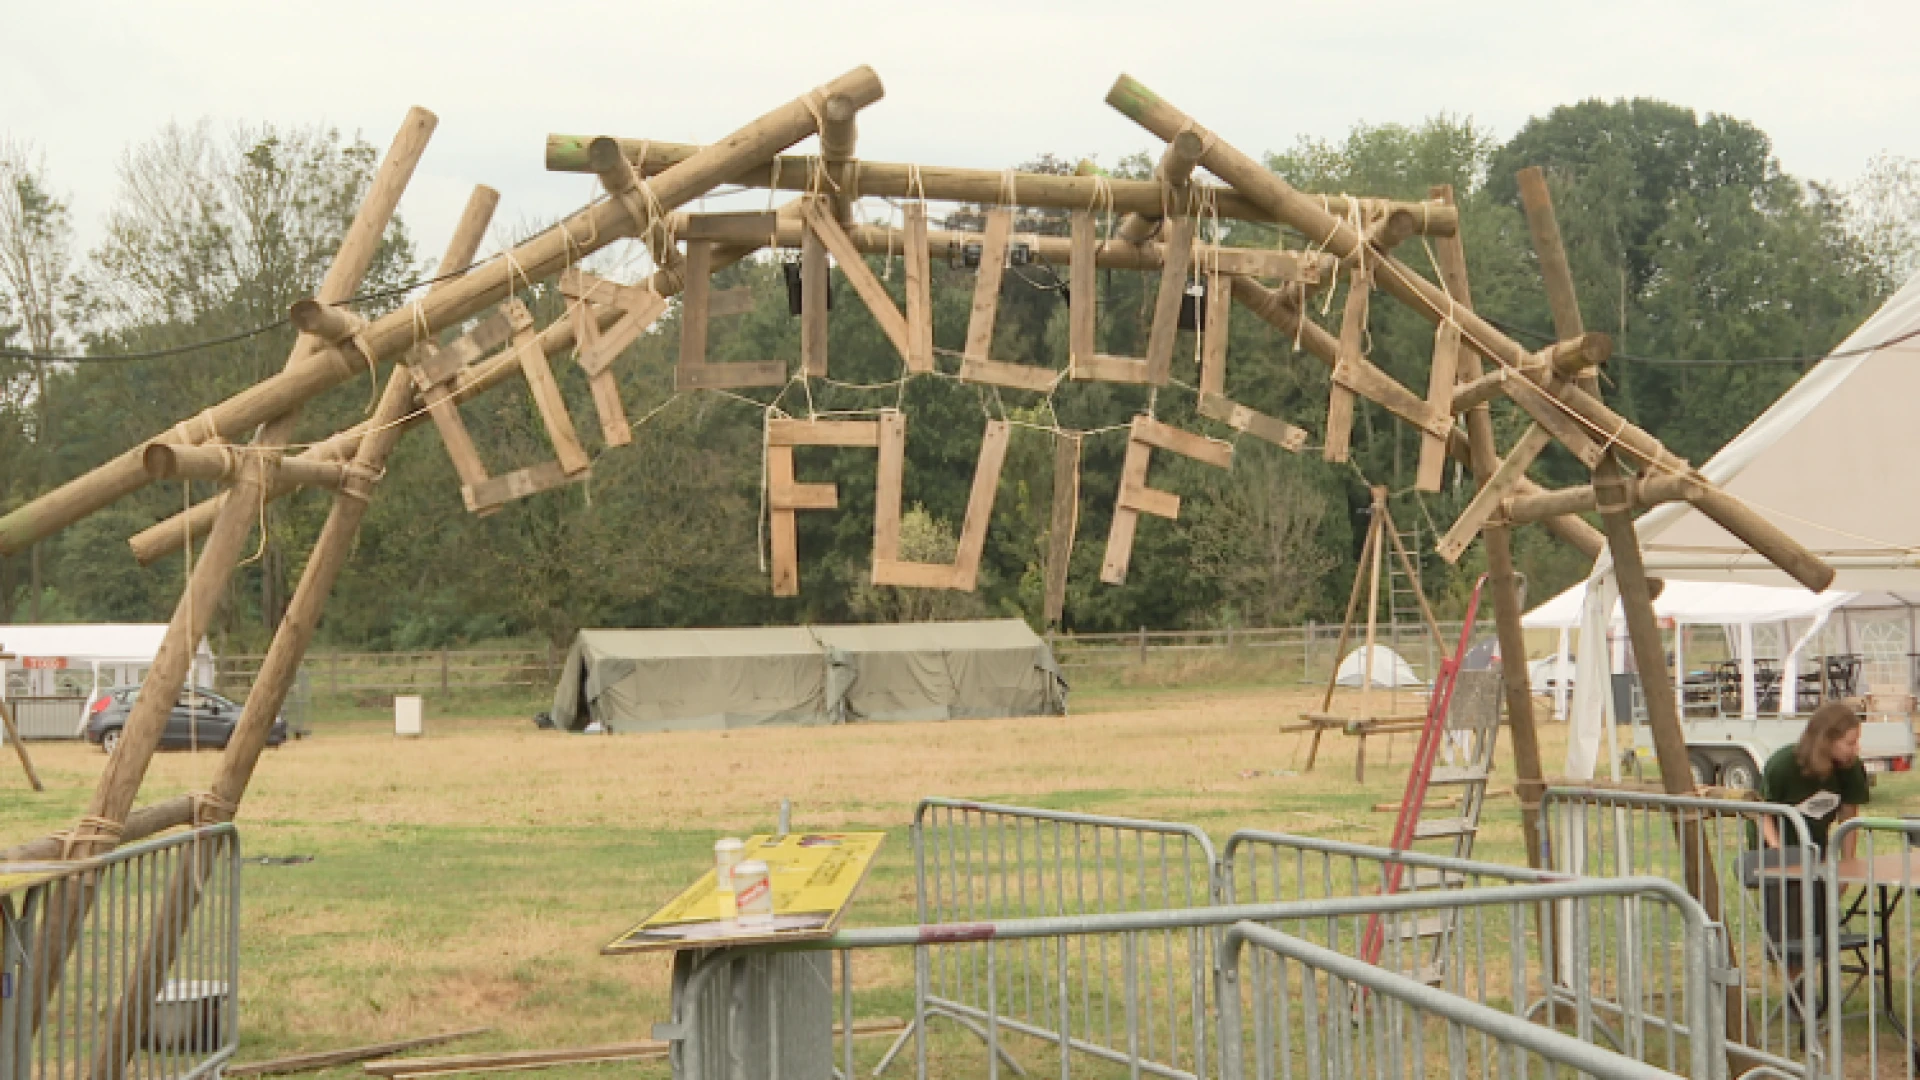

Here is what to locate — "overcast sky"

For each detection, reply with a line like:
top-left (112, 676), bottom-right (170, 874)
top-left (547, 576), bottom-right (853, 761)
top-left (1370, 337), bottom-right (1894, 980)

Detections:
top-left (4, 0), bottom-right (1916, 269)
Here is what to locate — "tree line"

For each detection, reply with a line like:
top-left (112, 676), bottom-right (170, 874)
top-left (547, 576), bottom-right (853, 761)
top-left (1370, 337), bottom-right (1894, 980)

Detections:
top-left (0, 102), bottom-right (1915, 650)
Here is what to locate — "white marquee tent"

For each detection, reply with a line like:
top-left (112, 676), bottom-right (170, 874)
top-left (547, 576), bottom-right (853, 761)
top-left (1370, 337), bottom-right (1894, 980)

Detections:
top-left (0, 624), bottom-right (216, 739)
top-left (1563, 270), bottom-right (1920, 778)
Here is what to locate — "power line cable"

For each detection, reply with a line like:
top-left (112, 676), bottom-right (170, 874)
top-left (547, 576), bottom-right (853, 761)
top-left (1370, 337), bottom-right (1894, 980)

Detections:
top-left (1485, 317), bottom-right (1920, 367)
top-left (0, 250), bottom-right (515, 364)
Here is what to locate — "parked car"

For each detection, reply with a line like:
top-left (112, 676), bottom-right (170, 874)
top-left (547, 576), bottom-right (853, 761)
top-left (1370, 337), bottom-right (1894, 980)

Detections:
top-left (83, 686), bottom-right (286, 755)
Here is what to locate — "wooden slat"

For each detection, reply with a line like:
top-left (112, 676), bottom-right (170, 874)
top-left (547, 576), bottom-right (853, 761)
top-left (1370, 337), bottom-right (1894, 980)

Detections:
top-left (578, 292), bottom-right (666, 379)
top-left (768, 446), bottom-right (800, 597)
top-left (678, 241), bottom-right (714, 369)
top-left (1331, 354), bottom-right (1452, 439)
top-left (224, 1028), bottom-right (489, 1077)
top-left (409, 346), bottom-right (491, 488)
top-left (408, 312), bottom-right (514, 389)
top-left (1069, 211), bottom-right (1097, 373)
top-left (679, 211), bottom-right (781, 243)
top-left (1100, 438), bottom-right (1154, 585)
top-left (506, 300), bottom-right (589, 476)
top-left (1197, 393), bottom-right (1307, 452)
top-left (1069, 354), bottom-right (1151, 384)
top-left (365, 1019), bottom-right (906, 1078)
top-left (1435, 424), bottom-right (1554, 563)
top-left (708, 286), bottom-right (755, 318)
top-left (872, 411), bottom-right (906, 563)
top-left (801, 210), bottom-right (829, 377)
top-left (1324, 266), bottom-right (1370, 463)
top-left (1416, 321), bottom-right (1462, 491)
top-left (1119, 483), bottom-right (1180, 520)
top-left (1132, 415), bottom-right (1232, 469)
top-left (767, 418), bottom-right (882, 448)
top-left (569, 302), bottom-right (631, 447)
top-left (903, 203), bottom-right (934, 373)
top-left (958, 358), bottom-right (1059, 393)
top-left (675, 362), bottom-right (785, 390)
top-left (1043, 432), bottom-right (1080, 625)
top-left (964, 207), bottom-right (1013, 362)
top-left (803, 201), bottom-right (914, 364)
top-left (872, 560), bottom-right (961, 589)
top-left (1142, 215), bottom-right (1194, 385)
top-left (558, 268), bottom-right (650, 312)
top-left (1199, 270), bottom-right (1230, 396)
top-left (948, 419), bottom-right (1011, 587)
top-left (462, 460), bottom-right (587, 513)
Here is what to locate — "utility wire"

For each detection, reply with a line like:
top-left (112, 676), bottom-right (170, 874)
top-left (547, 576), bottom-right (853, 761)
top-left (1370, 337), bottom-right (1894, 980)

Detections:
top-left (0, 252), bottom-right (510, 364)
top-left (1486, 317), bottom-right (1920, 367)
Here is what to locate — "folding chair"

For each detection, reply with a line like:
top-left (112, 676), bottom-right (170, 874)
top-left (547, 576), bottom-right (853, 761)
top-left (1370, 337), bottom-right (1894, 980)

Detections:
top-left (1737, 847), bottom-right (1874, 1030)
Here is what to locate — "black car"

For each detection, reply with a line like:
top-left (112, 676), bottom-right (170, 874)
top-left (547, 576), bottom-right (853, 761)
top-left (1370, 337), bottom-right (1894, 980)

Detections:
top-left (83, 686), bottom-right (287, 755)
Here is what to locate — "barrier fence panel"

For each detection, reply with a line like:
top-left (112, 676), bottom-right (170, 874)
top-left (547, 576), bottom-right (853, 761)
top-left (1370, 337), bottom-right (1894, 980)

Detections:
top-left (1542, 787), bottom-right (1818, 1078)
top-left (1219, 921), bottom-right (1692, 1080)
top-left (890, 798), bottom-right (1220, 1077)
top-left (0, 825), bottom-right (241, 1080)
top-left (1826, 817), bottom-right (1920, 1080)
top-left (693, 877), bottom-right (1723, 1079)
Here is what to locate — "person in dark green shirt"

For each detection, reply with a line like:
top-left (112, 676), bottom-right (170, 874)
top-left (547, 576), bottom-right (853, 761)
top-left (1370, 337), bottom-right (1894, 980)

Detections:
top-left (1759, 700), bottom-right (1868, 856)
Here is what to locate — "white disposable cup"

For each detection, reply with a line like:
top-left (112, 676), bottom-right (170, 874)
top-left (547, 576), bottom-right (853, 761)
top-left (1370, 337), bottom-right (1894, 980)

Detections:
top-left (714, 838), bottom-right (745, 920)
top-left (733, 860), bottom-right (773, 926)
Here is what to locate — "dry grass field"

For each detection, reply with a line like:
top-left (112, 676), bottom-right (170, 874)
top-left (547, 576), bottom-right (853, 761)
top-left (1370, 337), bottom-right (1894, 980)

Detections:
top-left (3, 682), bottom-right (1915, 1077)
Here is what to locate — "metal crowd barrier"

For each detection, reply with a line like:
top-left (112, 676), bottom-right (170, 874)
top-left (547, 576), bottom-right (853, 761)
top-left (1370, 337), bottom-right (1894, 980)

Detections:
top-left (1218, 921), bottom-right (1689, 1080)
top-left (683, 875), bottom-right (1724, 1079)
top-left (1825, 817), bottom-right (1920, 1079)
top-left (882, 798), bottom-right (1219, 1075)
top-left (0, 825), bottom-right (241, 1080)
top-left (1542, 787), bottom-right (1819, 1077)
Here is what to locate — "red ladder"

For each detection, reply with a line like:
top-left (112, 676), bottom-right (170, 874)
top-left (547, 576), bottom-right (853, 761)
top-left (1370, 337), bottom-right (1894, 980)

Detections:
top-left (1361, 574), bottom-right (1489, 967)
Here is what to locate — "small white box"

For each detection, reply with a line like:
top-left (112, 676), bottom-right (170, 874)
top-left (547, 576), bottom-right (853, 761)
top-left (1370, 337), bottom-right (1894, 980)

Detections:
top-left (394, 695), bottom-right (424, 737)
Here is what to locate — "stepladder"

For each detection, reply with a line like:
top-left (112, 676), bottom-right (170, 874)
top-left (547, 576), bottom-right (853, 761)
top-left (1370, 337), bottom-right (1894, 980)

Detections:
top-left (1361, 575), bottom-right (1503, 978)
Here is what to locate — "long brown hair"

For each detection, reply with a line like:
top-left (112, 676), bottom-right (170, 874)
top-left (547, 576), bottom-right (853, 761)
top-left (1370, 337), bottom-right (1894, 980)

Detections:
top-left (1795, 700), bottom-right (1863, 778)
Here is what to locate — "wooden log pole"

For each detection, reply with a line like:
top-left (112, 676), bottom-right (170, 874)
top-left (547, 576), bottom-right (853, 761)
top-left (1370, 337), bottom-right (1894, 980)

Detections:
top-left (545, 136), bottom-right (1462, 237)
top-left (1423, 184), bottom-right (1553, 874)
top-left (63, 106), bottom-right (436, 862)
top-left (819, 92), bottom-right (859, 223)
top-left (704, 212), bottom-right (1321, 281)
top-left (142, 444), bottom-right (349, 492)
top-left (1515, 166), bottom-right (1600, 400)
top-left (1, 698), bottom-right (43, 792)
top-left (74, 105), bottom-right (441, 1071)
top-left (1115, 128), bottom-right (1204, 245)
top-left (0, 67), bottom-right (884, 557)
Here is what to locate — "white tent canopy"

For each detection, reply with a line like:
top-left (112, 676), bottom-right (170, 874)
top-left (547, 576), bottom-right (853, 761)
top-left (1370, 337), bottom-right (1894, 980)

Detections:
top-left (0, 624), bottom-right (216, 699)
top-left (1636, 271), bottom-right (1920, 591)
top-left (1334, 645), bottom-right (1424, 689)
top-left (1524, 580), bottom-right (1854, 632)
top-left (1564, 269), bottom-right (1920, 779)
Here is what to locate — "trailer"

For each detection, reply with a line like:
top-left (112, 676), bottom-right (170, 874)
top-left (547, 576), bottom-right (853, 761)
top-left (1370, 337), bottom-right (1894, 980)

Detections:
top-left (1623, 711), bottom-right (1914, 791)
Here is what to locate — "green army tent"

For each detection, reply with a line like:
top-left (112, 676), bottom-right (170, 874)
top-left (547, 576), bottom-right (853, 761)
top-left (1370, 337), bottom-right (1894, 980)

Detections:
top-left (550, 618), bottom-right (1066, 733)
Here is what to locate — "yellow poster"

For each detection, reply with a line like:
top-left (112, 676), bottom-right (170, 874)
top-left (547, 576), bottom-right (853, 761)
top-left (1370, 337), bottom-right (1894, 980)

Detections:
top-left (605, 831), bottom-right (884, 954)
